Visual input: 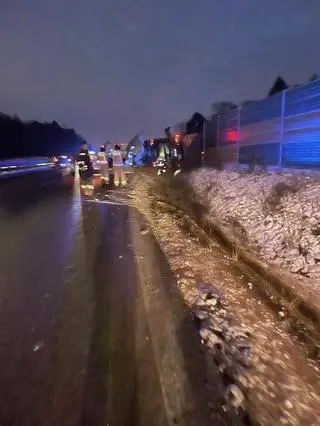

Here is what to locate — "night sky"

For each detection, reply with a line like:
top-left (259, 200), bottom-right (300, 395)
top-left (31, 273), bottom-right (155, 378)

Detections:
top-left (1, 0), bottom-right (320, 144)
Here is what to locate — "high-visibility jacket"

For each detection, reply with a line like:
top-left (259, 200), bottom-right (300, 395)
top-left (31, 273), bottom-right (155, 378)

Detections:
top-left (76, 149), bottom-right (93, 170)
top-left (76, 149), bottom-right (93, 179)
top-left (112, 150), bottom-right (123, 166)
top-left (98, 151), bottom-right (107, 164)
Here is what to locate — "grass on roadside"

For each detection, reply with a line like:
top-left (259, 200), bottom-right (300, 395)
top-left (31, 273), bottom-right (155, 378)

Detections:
top-left (144, 172), bottom-right (320, 351)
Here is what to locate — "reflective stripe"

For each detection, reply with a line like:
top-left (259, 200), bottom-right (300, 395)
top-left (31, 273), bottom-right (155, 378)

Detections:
top-left (112, 151), bottom-right (123, 166)
top-left (98, 152), bottom-right (108, 164)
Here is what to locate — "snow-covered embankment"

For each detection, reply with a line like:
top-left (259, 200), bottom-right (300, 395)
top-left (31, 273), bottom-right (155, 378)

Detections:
top-left (189, 169), bottom-right (320, 282)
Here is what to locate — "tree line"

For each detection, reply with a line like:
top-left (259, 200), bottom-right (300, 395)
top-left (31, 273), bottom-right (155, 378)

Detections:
top-left (0, 113), bottom-right (85, 159)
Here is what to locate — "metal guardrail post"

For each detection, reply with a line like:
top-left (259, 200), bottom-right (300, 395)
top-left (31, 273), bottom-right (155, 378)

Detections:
top-left (236, 107), bottom-right (241, 168)
top-left (203, 120), bottom-right (206, 154)
top-left (216, 115), bottom-right (220, 166)
top-left (279, 90), bottom-right (286, 169)
top-left (202, 120), bottom-right (206, 166)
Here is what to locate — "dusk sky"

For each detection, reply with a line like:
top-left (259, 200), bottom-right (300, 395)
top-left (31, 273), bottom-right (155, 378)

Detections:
top-left (1, 0), bottom-right (320, 144)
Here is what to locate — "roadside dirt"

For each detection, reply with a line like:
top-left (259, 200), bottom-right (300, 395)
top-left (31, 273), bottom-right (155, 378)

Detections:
top-left (130, 174), bottom-right (320, 426)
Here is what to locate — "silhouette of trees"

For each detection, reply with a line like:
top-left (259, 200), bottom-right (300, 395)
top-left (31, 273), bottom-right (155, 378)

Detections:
top-left (308, 73), bottom-right (319, 82)
top-left (268, 76), bottom-right (288, 96)
top-left (0, 112), bottom-right (85, 159)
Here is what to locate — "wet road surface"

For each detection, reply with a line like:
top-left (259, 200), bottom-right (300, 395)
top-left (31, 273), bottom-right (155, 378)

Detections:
top-left (0, 172), bottom-right (215, 426)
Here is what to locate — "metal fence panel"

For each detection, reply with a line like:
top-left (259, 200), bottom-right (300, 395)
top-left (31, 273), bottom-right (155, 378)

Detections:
top-left (283, 111), bottom-right (320, 168)
top-left (240, 93), bottom-right (282, 126)
top-left (218, 110), bottom-right (238, 163)
top-left (283, 83), bottom-right (320, 168)
top-left (239, 94), bottom-right (282, 166)
top-left (219, 110), bottom-right (238, 145)
top-left (285, 80), bottom-right (320, 116)
top-left (239, 143), bottom-right (281, 165)
top-left (240, 118), bottom-right (282, 146)
top-left (239, 118), bottom-right (282, 166)
top-left (216, 79), bottom-right (320, 170)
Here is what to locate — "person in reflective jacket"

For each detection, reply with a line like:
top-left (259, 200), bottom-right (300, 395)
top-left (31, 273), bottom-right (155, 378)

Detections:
top-left (76, 142), bottom-right (94, 195)
top-left (112, 144), bottom-right (127, 187)
top-left (98, 144), bottom-right (109, 183)
top-left (76, 143), bottom-right (93, 180)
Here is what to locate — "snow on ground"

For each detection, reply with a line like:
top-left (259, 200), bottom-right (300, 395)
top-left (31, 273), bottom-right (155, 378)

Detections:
top-left (131, 178), bottom-right (320, 426)
top-left (188, 169), bottom-right (320, 282)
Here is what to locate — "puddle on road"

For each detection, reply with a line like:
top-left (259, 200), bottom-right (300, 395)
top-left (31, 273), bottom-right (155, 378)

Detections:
top-left (81, 181), bottom-right (133, 207)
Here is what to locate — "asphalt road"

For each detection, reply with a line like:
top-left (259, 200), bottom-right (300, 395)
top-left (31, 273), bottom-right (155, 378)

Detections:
top-left (0, 171), bottom-right (216, 426)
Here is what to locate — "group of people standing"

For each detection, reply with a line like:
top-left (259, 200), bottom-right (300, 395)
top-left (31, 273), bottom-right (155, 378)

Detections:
top-left (76, 142), bottom-right (127, 188)
top-left (97, 143), bottom-right (127, 186)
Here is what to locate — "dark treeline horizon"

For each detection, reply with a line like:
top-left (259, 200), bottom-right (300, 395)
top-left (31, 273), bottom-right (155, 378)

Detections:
top-left (0, 112), bottom-right (86, 159)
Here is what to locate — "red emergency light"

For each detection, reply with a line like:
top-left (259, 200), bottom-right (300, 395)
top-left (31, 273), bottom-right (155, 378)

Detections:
top-left (225, 130), bottom-right (238, 142)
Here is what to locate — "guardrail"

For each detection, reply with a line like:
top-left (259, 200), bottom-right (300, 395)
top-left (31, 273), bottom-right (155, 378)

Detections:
top-left (0, 158), bottom-right (56, 178)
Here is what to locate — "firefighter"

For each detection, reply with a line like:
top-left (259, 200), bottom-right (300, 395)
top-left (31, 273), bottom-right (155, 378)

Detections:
top-left (98, 144), bottom-right (109, 184)
top-left (76, 142), bottom-right (94, 195)
top-left (112, 144), bottom-right (127, 187)
top-left (76, 143), bottom-right (93, 179)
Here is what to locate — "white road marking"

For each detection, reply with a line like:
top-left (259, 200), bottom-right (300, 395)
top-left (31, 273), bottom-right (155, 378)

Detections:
top-left (84, 199), bottom-right (124, 206)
